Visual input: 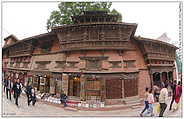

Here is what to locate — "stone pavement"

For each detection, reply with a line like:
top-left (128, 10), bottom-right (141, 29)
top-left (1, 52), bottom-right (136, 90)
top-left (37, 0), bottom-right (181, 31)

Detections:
top-left (2, 92), bottom-right (182, 117)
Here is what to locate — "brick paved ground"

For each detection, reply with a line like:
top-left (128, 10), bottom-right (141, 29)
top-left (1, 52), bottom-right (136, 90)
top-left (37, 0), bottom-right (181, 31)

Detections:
top-left (2, 92), bottom-right (182, 117)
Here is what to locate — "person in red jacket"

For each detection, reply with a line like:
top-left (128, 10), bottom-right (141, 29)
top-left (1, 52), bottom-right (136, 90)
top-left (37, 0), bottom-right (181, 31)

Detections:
top-left (175, 81), bottom-right (182, 104)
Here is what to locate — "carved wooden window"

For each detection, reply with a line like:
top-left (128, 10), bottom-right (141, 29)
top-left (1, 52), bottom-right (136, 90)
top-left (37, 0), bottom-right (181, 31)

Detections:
top-left (15, 62), bottom-right (21, 68)
top-left (80, 56), bottom-right (108, 71)
top-left (4, 62), bottom-right (8, 68)
top-left (124, 60), bottom-right (136, 68)
top-left (109, 61), bottom-right (122, 68)
top-left (67, 61), bottom-right (78, 68)
top-left (10, 62), bottom-right (14, 67)
top-left (23, 62), bottom-right (29, 68)
top-left (89, 30), bottom-right (99, 40)
top-left (55, 61), bottom-right (66, 68)
top-left (86, 60), bottom-right (101, 70)
top-left (35, 61), bottom-right (50, 70)
top-left (40, 40), bottom-right (52, 53)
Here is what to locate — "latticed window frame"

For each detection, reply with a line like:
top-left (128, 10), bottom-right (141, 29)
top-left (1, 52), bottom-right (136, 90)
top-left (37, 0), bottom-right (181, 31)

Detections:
top-left (124, 60), bottom-right (136, 68)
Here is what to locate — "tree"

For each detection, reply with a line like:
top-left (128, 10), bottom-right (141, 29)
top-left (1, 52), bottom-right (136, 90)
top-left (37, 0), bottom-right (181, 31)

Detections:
top-left (47, 2), bottom-right (122, 31)
top-left (176, 52), bottom-right (182, 73)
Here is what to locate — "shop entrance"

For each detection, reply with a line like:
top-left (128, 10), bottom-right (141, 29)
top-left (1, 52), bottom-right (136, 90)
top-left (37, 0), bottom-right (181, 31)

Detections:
top-left (153, 72), bottom-right (161, 87)
top-left (33, 75), bottom-right (50, 93)
top-left (68, 75), bottom-right (81, 97)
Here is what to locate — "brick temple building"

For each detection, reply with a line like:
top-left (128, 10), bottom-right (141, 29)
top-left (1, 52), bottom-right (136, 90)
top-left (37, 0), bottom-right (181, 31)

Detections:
top-left (2, 11), bottom-right (178, 104)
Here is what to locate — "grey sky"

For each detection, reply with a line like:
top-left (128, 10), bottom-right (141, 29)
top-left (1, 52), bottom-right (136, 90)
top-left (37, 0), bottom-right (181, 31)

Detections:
top-left (2, 2), bottom-right (180, 46)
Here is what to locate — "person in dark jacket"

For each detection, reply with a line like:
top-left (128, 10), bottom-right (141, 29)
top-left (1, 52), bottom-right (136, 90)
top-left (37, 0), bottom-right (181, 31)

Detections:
top-left (13, 79), bottom-right (22, 107)
top-left (169, 80), bottom-right (177, 110)
top-left (3, 76), bottom-right (7, 93)
top-left (30, 88), bottom-right (36, 106)
top-left (6, 77), bottom-right (13, 100)
top-left (25, 82), bottom-right (32, 106)
top-left (60, 91), bottom-right (68, 107)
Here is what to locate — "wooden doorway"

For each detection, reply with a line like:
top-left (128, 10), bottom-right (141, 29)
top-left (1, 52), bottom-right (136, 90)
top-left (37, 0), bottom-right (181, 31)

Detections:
top-left (85, 79), bottom-right (101, 100)
top-left (106, 79), bottom-right (122, 99)
top-left (68, 76), bottom-right (81, 97)
top-left (124, 78), bottom-right (138, 97)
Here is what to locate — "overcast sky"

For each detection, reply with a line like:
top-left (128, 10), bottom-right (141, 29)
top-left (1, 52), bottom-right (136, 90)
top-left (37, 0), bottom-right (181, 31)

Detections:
top-left (2, 2), bottom-right (180, 46)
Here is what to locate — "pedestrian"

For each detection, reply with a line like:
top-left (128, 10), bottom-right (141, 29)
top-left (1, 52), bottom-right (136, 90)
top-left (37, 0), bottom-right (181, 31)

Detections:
top-left (173, 81), bottom-right (182, 111)
top-left (140, 87), bottom-right (149, 117)
top-left (169, 80), bottom-right (177, 110)
top-left (4, 76), bottom-right (8, 93)
top-left (153, 85), bottom-right (160, 102)
top-left (158, 83), bottom-right (168, 117)
top-left (60, 91), bottom-right (68, 107)
top-left (13, 79), bottom-right (22, 107)
top-left (25, 82), bottom-right (32, 106)
top-left (143, 88), bottom-right (154, 117)
top-left (30, 87), bottom-right (37, 106)
top-left (6, 77), bottom-right (13, 100)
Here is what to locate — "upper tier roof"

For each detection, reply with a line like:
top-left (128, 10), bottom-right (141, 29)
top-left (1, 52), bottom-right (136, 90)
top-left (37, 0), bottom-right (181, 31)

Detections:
top-left (72, 10), bottom-right (119, 24)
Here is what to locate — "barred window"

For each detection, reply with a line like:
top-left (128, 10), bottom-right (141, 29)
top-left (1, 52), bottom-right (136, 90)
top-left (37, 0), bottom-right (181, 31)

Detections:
top-left (124, 60), bottom-right (136, 68)
top-left (109, 61), bottom-right (122, 68)
top-left (86, 60), bottom-right (101, 70)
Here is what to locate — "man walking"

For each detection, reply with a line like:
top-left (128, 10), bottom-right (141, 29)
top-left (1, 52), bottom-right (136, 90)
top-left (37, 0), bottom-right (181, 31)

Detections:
top-left (30, 88), bottom-right (37, 106)
top-left (140, 87), bottom-right (149, 116)
top-left (4, 76), bottom-right (8, 93)
top-left (159, 83), bottom-right (168, 117)
top-left (25, 82), bottom-right (32, 106)
top-left (13, 79), bottom-right (22, 107)
top-left (169, 80), bottom-right (177, 110)
top-left (6, 77), bottom-right (13, 100)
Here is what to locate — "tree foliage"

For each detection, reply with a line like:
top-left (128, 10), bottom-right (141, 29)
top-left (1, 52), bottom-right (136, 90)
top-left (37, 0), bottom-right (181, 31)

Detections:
top-left (176, 52), bottom-right (182, 73)
top-left (47, 2), bottom-right (122, 30)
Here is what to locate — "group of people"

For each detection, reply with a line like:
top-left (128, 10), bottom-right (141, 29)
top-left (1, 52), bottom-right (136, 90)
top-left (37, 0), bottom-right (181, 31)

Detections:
top-left (140, 80), bottom-right (182, 117)
top-left (4, 77), bottom-right (22, 106)
top-left (3, 77), bottom-right (36, 107)
top-left (4, 76), bottom-right (68, 108)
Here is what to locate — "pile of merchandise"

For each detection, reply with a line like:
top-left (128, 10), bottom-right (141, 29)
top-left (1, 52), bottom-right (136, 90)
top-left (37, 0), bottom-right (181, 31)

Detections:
top-left (44, 96), bottom-right (61, 104)
top-left (79, 100), bottom-right (105, 108)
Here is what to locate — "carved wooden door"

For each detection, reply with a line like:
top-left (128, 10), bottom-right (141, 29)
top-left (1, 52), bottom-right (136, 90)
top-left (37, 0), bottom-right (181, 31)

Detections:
top-left (106, 79), bottom-right (122, 99)
top-left (124, 78), bottom-right (138, 97)
top-left (73, 79), bottom-right (80, 97)
top-left (85, 79), bottom-right (101, 100)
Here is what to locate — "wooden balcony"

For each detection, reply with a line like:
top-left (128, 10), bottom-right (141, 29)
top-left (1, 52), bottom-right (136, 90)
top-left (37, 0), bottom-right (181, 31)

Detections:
top-left (60, 40), bottom-right (134, 52)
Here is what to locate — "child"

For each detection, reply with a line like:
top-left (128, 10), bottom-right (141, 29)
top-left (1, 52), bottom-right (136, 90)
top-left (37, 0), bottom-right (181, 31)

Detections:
top-left (143, 89), bottom-right (154, 117)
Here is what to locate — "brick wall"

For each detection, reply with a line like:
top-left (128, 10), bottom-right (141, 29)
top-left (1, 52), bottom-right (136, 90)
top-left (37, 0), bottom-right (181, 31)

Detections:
top-left (50, 39), bottom-right (60, 52)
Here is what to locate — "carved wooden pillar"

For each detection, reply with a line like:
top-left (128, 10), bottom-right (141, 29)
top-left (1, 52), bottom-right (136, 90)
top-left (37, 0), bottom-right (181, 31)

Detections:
top-left (100, 29), bottom-right (105, 41)
top-left (150, 72), bottom-right (153, 88)
top-left (122, 79), bottom-right (125, 98)
top-left (167, 72), bottom-right (170, 81)
top-left (80, 74), bottom-right (86, 101)
top-left (83, 29), bottom-right (88, 40)
top-left (160, 72), bottom-right (163, 83)
top-left (100, 78), bottom-right (106, 102)
top-left (119, 27), bottom-right (122, 40)
top-left (62, 73), bottom-right (69, 95)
